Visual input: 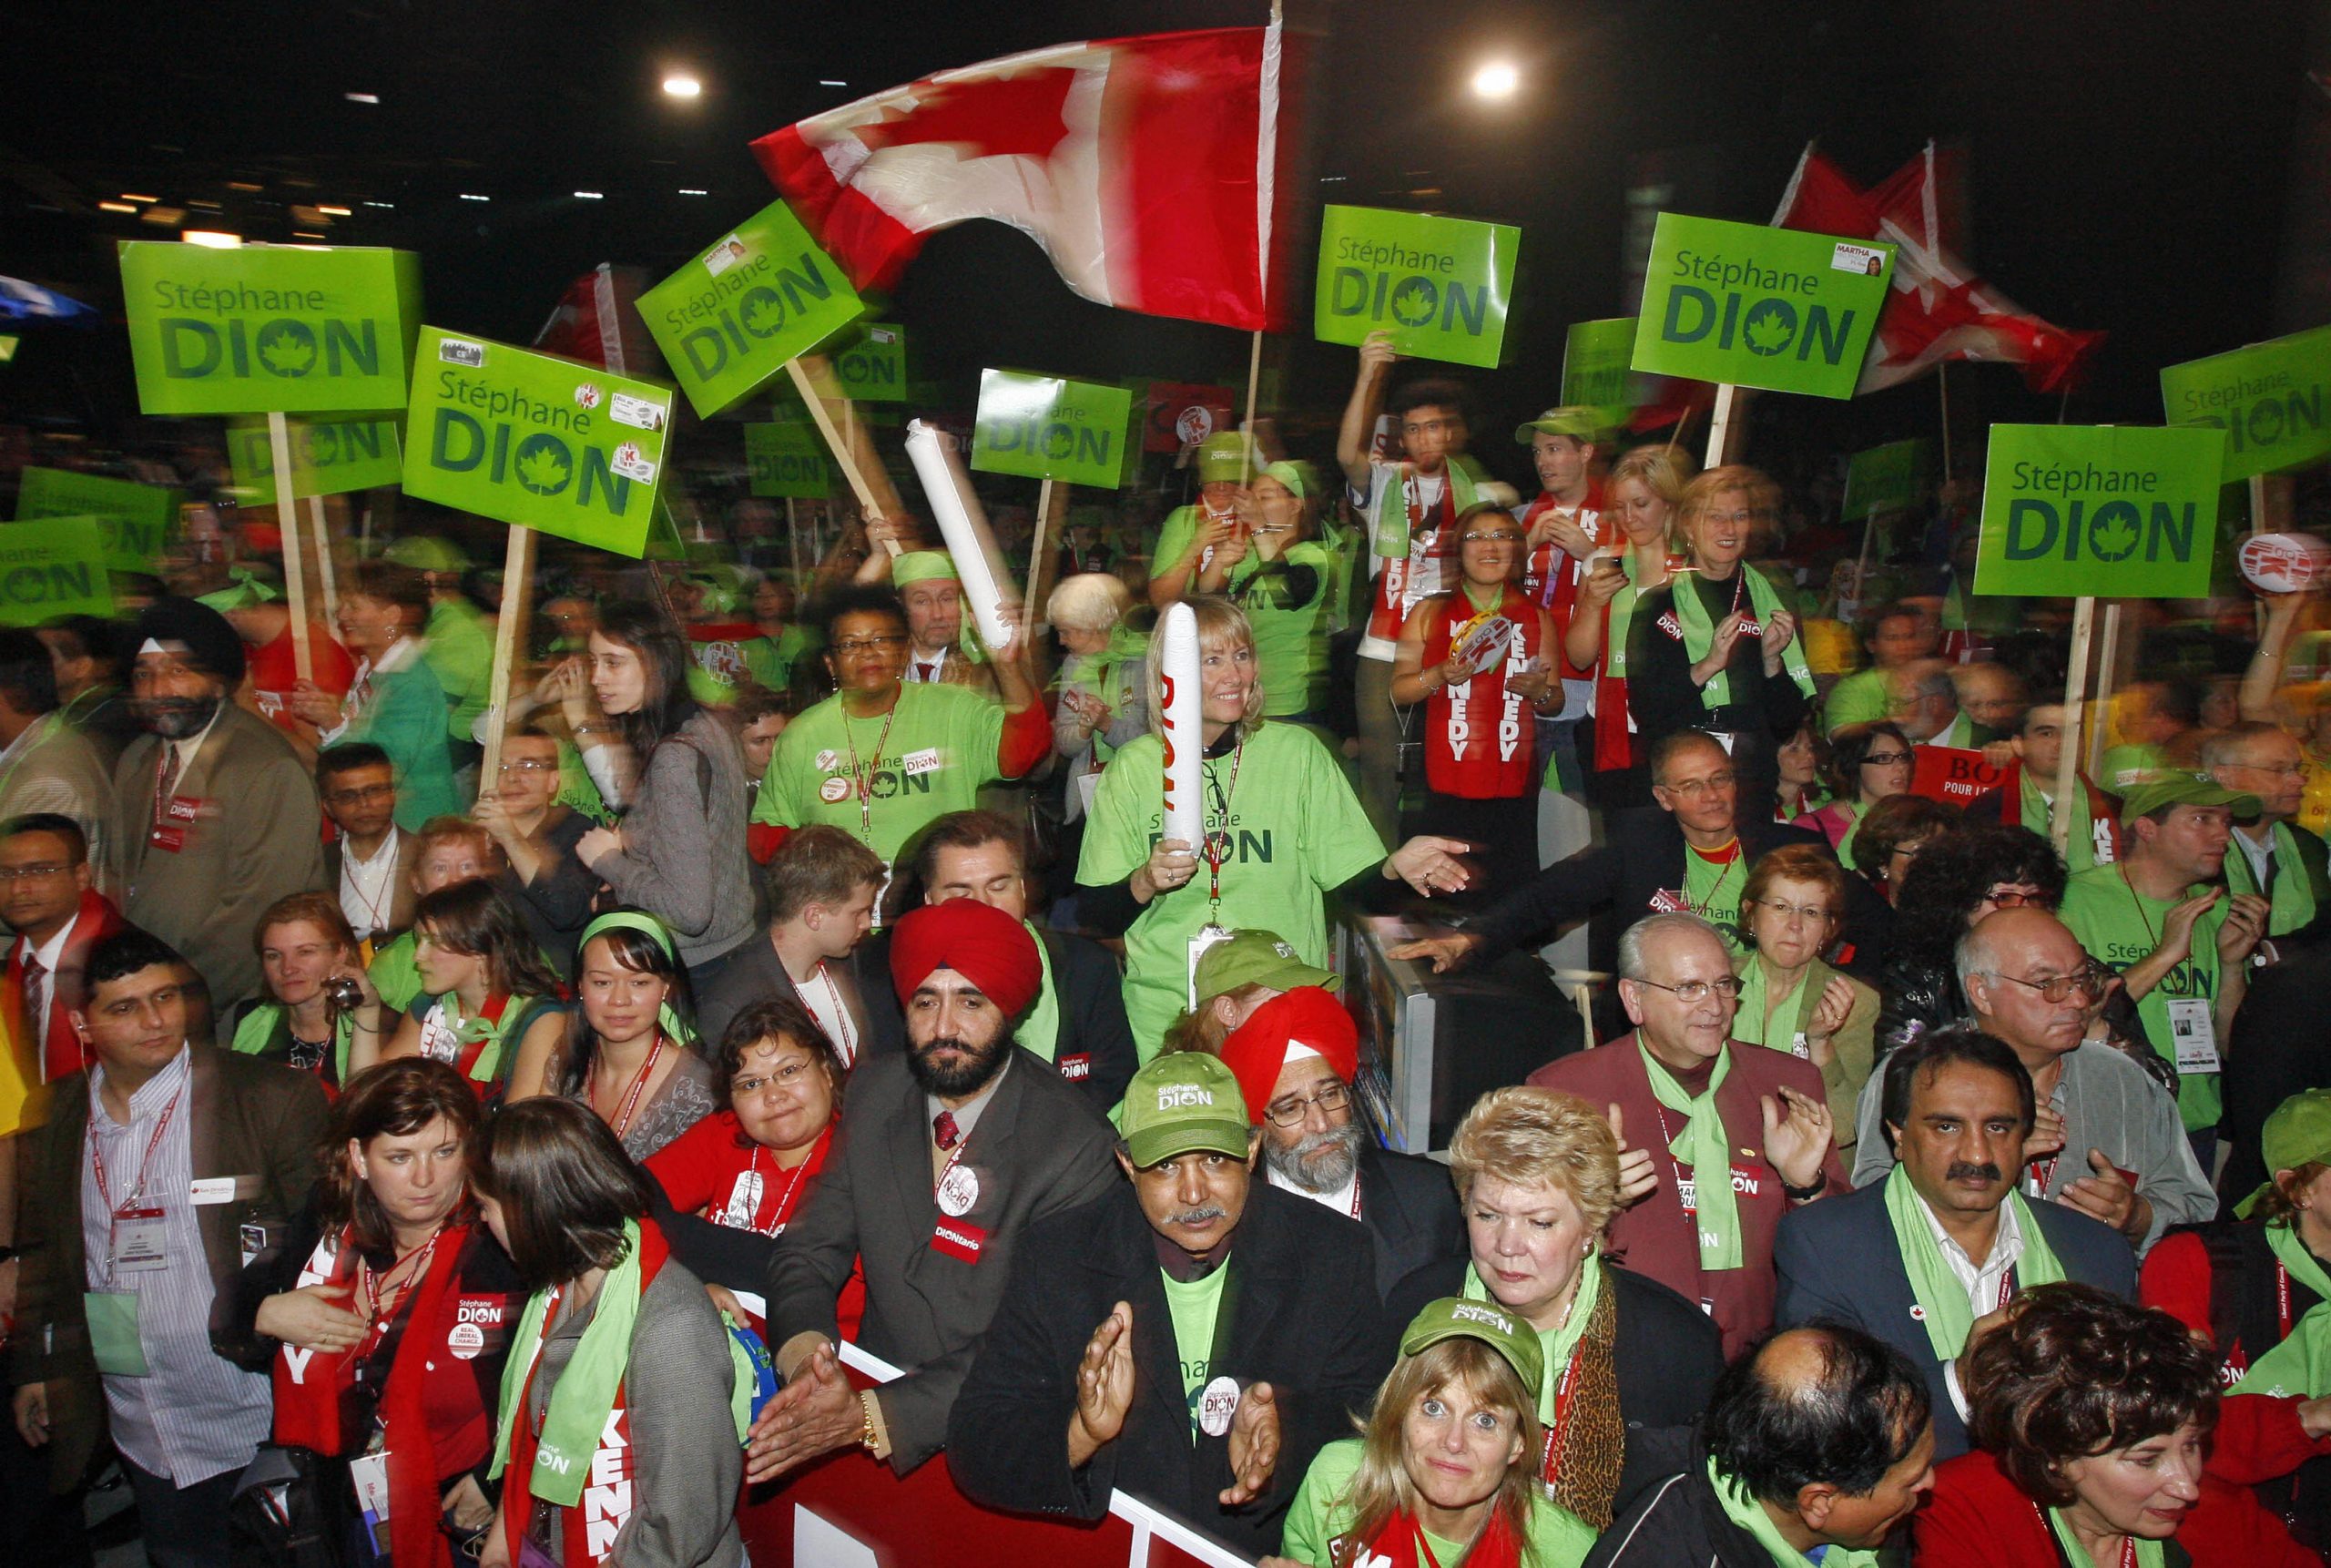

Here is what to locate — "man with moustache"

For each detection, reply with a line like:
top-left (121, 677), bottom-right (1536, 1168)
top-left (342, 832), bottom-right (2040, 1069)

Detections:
top-left (1775, 1028), bottom-right (2135, 1459)
top-left (950, 1053), bottom-right (1388, 1559)
top-left (108, 598), bottom-right (325, 1013)
top-left (748, 899), bottom-right (1118, 1479)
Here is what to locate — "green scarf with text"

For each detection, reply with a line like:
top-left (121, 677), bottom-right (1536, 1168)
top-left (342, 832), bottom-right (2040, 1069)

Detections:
top-left (1669, 564), bottom-right (1816, 708)
top-left (1640, 1041), bottom-right (1742, 1270)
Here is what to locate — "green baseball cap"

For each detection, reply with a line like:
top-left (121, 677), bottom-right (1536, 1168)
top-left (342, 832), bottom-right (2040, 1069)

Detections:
top-left (1513, 406), bottom-right (1609, 445)
top-left (2235, 1088), bottom-right (2331, 1217)
top-left (2115, 771), bottom-right (2260, 826)
top-left (1117, 1053), bottom-right (1254, 1168)
top-left (1399, 1297), bottom-right (1545, 1395)
top-left (1196, 431), bottom-right (1253, 484)
top-left (1193, 929), bottom-right (1339, 1006)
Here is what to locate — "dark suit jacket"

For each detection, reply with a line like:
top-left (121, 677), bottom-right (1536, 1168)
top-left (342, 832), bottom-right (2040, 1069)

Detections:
top-left (9, 1044), bottom-right (330, 1490)
top-left (1773, 1176), bottom-right (2137, 1458)
top-left (763, 1046), bottom-right (1119, 1472)
top-left (859, 924), bottom-right (1139, 1112)
top-left (5, 888), bottom-right (132, 1084)
top-left (693, 927), bottom-right (883, 1058)
top-left (1389, 1254), bottom-right (1725, 1522)
top-left (323, 828), bottom-right (419, 942)
top-left (948, 1183), bottom-right (1389, 1559)
top-left (1352, 1139), bottom-right (1466, 1302)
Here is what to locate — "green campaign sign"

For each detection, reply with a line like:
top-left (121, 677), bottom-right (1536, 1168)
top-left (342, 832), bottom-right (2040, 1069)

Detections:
top-left (1841, 438), bottom-right (1932, 522)
top-left (225, 414), bottom-right (404, 505)
top-left (2159, 325), bottom-right (2331, 484)
top-left (744, 423), bottom-right (830, 499)
top-left (1313, 205), bottom-right (1520, 370)
top-left (636, 199), bottom-right (867, 419)
top-left (1973, 424), bottom-right (2226, 599)
top-left (15, 467), bottom-right (178, 574)
top-left (969, 370), bottom-right (1135, 489)
top-left (118, 241), bottom-right (422, 416)
top-left (832, 322), bottom-right (906, 402)
top-left (0, 519), bottom-right (115, 624)
top-left (1630, 213), bottom-right (1893, 400)
top-left (401, 327), bottom-right (674, 556)
top-left (1562, 317), bottom-right (1637, 426)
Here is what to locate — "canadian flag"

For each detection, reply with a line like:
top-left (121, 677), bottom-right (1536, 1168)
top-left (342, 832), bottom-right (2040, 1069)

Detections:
top-left (534, 264), bottom-right (666, 378)
top-left (1772, 141), bottom-right (2103, 395)
top-left (751, 25), bottom-right (1297, 332)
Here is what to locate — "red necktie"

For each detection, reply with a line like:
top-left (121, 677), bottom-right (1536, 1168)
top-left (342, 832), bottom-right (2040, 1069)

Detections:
top-left (932, 1110), bottom-right (962, 1152)
top-left (20, 952), bottom-right (46, 1043)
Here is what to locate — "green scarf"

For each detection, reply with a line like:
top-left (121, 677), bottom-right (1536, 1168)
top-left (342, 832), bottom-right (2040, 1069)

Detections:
top-left (230, 1002), bottom-right (354, 1084)
top-left (1833, 799), bottom-right (1870, 872)
top-left (1708, 1455), bottom-right (1884, 1568)
top-left (1882, 1165), bottom-right (2066, 1361)
top-left (1017, 919), bottom-right (1060, 1064)
top-left (1369, 455), bottom-right (1482, 558)
top-left (1603, 552), bottom-right (1649, 679)
top-left (441, 994), bottom-right (539, 1084)
top-left (1463, 1257), bottom-right (1602, 1424)
top-left (491, 1219), bottom-right (650, 1507)
top-left (2224, 822), bottom-right (2319, 938)
top-left (2045, 1508), bottom-right (2166, 1568)
top-left (2232, 1221), bottom-right (2331, 1399)
top-left (576, 911), bottom-right (697, 1046)
top-left (1734, 957), bottom-right (1824, 1055)
top-left (1668, 565), bottom-right (1816, 708)
top-left (1640, 1041), bottom-right (1742, 1271)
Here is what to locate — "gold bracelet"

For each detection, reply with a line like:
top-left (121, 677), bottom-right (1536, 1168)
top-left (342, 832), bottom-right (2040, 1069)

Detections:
top-left (859, 1391), bottom-right (880, 1452)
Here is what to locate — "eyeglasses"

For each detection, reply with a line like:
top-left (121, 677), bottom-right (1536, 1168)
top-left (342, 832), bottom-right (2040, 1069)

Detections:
top-left (1982, 884), bottom-right (2047, 908)
top-left (1460, 530), bottom-right (1525, 545)
top-left (1751, 898), bottom-right (1833, 924)
top-left (1264, 1081), bottom-right (1351, 1126)
top-left (1860, 751), bottom-right (1914, 768)
top-left (1630, 975), bottom-right (1745, 1004)
top-left (831, 636), bottom-right (907, 655)
top-left (0, 862), bottom-right (73, 881)
top-left (495, 759), bottom-right (558, 775)
top-left (325, 783), bottom-right (396, 806)
top-left (1659, 772), bottom-right (1736, 799)
top-left (1988, 965), bottom-right (2108, 1004)
top-left (2227, 762), bottom-right (2308, 779)
top-left (733, 1059), bottom-right (819, 1095)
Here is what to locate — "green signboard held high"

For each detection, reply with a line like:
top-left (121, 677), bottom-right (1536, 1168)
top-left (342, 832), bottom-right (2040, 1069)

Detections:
top-left (1313, 206), bottom-right (1520, 370)
top-left (225, 414), bottom-right (404, 505)
top-left (0, 519), bottom-right (115, 625)
top-left (744, 423), bottom-right (830, 499)
top-left (1973, 424), bottom-right (2226, 600)
top-left (970, 371), bottom-right (1136, 490)
top-left (118, 241), bottom-right (422, 415)
top-left (832, 323), bottom-right (906, 402)
top-left (15, 467), bottom-right (178, 575)
top-left (1630, 213), bottom-right (1893, 400)
top-left (637, 199), bottom-right (867, 418)
top-left (402, 327), bottom-right (675, 556)
top-left (2159, 325), bottom-right (2331, 484)
top-left (1562, 318), bottom-right (1637, 428)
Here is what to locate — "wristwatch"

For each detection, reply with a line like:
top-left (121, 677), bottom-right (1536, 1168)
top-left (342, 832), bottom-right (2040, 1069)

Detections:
top-left (1780, 1170), bottom-right (1828, 1203)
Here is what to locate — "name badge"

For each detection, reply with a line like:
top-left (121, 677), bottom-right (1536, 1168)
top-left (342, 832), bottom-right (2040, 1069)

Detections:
top-left (111, 1208), bottom-right (169, 1272)
top-left (931, 1217), bottom-right (987, 1263)
top-left (2165, 996), bottom-right (2221, 1074)
top-left (1056, 1053), bottom-right (1092, 1083)
top-left (1676, 1176), bottom-right (1696, 1216)
top-left (901, 747), bottom-right (942, 777)
top-left (189, 1176), bottom-right (240, 1206)
top-left (1728, 1162), bottom-right (1766, 1199)
top-left (351, 1451), bottom-right (393, 1524)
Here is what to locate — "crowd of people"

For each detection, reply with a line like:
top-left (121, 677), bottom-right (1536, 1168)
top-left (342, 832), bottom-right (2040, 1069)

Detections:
top-left (2, 321), bottom-right (2329, 1568)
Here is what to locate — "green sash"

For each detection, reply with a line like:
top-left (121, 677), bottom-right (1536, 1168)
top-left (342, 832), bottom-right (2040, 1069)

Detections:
top-left (1640, 1041), bottom-right (1742, 1270)
top-left (436, 993), bottom-right (539, 1084)
top-left (1882, 1165), bottom-right (2066, 1361)
top-left (491, 1219), bottom-right (650, 1507)
top-left (229, 1003), bottom-right (354, 1084)
top-left (2224, 823), bottom-right (2319, 938)
top-left (1668, 565), bottom-right (1816, 708)
top-left (2231, 1221), bottom-right (2331, 1399)
top-left (1734, 957), bottom-right (1823, 1055)
top-left (1603, 553), bottom-right (1649, 679)
top-left (1707, 1455), bottom-right (1883, 1568)
top-left (1368, 456), bottom-right (1481, 559)
top-left (1463, 1257), bottom-right (1602, 1424)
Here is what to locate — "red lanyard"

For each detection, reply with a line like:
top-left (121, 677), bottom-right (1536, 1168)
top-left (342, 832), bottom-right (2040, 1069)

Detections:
top-left (89, 1088), bottom-right (183, 1214)
top-left (2033, 1504), bottom-right (2136, 1568)
top-left (2027, 1153), bottom-right (2061, 1196)
top-left (600, 1034), bottom-right (666, 1140)
top-left (1538, 1341), bottom-right (1584, 1488)
top-left (744, 1144), bottom-right (815, 1237)
top-left (842, 695), bottom-right (903, 842)
top-left (356, 1232), bottom-right (441, 1357)
top-left (1202, 738), bottom-right (1247, 914)
top-left (2277, 1260), bottom-right (2294, 1341)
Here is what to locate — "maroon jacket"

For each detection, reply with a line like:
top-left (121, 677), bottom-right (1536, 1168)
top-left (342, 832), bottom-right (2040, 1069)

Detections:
top-left (1528, 1032), bottom-right (1851, 1359)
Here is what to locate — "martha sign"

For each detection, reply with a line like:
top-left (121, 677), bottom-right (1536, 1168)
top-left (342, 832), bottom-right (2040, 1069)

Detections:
top-left (118, 241), bottom-right (422, 415)
top-left (1629, 212), bottom-right (1893, 400)
top-left (2159, 325), bottom-right (2331, 484)
top-left (401, 327), bottom-right (674, 556)
top-left (970, 371), bottom-right (1135, 489)
top-left (1973, 424), bottom-right (2227, 600)
top-left (637, 199), bottom-right (867, 418)
top-left (1313, 206), bottom-right (1519, 370)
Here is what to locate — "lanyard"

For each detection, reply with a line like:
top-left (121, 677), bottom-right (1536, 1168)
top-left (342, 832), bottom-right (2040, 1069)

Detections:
top-left (355, 1231), bottom-right (443, 1360)
top-left (599, 1034), bottom-right (666, 1140)
top-left (2035, 1504), bottom-right (2137, 1568)
top-left (1685, 840), bottom-right (1743, 920)
top-left (2027, 1152), bottom-right (2061, 1196)
top-left (841, 693), bottom-right (903, 842)
top-left (152, 744), bottom-right (180, 828)
top-left (1202, 738), bottom-right (1247, 918)
top-left (743, 1145), bottom-right (814, 1237)
top-left (812, 964), bottom-right (859, 1066)
top-left (89, 1088), bottom-right (184, 1214)
top-left (2119, 865), bottom-right (2164, 947)
top-left (2277, 1259), bottom-right (2294, 1341)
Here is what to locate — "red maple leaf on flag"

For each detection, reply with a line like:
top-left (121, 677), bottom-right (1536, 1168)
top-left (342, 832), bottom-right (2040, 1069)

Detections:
top-left (854, 69), bottom-right (1077, 162)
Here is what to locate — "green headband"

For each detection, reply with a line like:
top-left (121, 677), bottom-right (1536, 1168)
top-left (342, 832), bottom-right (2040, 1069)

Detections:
top-left (196, 565), bottom-right (282, 614)
top-left (1259, 460), bottom-right (1309, 501)
top-left (576, 911), bottom-right (697, 1045)
top-left (891, 550), bottom-right (960, 587)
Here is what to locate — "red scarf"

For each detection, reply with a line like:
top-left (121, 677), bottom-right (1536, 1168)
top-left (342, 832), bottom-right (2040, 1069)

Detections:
top-left (1421, 584), bottom-right (1544, 799)
top-left (1346, 1507), bottom-right (1526, 1568)
top-left (1591, 591), bottom-right (1635, 775)
top-left (501, 1222), bottom-right (672, 1568)
top-left (1521, 482), bottom-right (1604, 679)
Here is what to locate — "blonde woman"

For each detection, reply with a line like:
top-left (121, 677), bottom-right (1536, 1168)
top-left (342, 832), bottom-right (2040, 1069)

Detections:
top-left (1046, 572), bottom-right (1148, 827)
top-left (1562, 445), bottom-right (1694, 810)
top-left (1395, 1086), bottom-right (1723, 1530)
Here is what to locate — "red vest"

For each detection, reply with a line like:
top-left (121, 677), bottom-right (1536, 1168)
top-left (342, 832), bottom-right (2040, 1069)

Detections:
top-left (1421, 585), bottom-right (1544, 799)
top-left (1520, 482), bottom-right (1605, 681)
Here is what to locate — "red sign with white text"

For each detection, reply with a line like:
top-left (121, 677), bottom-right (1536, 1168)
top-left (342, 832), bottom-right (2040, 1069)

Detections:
top-left (1910, 745), bottom-right (2004, 805)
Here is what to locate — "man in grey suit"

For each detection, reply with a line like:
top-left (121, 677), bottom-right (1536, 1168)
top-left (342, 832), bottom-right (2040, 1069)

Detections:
top-left (747, 897), bottom-right (1118, 1480)
top-left (110, 599), bottom-right (325, 1012)
top-left (1776, 1027), bottom-right (2135, 1459)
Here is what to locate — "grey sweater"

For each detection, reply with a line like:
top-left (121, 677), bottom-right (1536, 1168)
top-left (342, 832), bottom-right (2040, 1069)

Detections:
top-left (526, 1256), bottom-right (744, 1568)
top-left (597, 710), bottom-right (756, 967)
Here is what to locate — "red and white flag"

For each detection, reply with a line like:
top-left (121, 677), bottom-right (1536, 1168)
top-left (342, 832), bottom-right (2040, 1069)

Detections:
top-left (1772, 141), bottom-right (2102, 395)
top-left (534, 264), bottom-right (665, 377)
top-left (752, 25), bottom-right (1296, 332)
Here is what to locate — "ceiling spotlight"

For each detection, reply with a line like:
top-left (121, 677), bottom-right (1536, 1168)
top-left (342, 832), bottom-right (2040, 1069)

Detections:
top-left (575, 190), bottom-right (604, 200)
top-left (182, 230), bottom-right (243, 248)
top-left (120, 192), bottom-right (158, 204)
top-left (662, 73), bottom-right (702, 99)
top-left (678, 188), bottom-right (708, 196)
top-left (317, 204), bottom-right (351, 216)
top-left (459, 193), bottom-right (491, 202)
top-left (819, 80), bottom-right (848, 87)
top-left (345, 92), bottom-right (380, 105)
top-left (362, 199), bottom-right (394, 209)
top-left (1471, 60), bottom-right (1520, 100)
top-left (98, 201), bottom-right (137, 214)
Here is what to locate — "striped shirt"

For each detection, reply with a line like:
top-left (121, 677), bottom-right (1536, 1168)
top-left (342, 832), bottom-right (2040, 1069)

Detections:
top-left (81, 1045), bottom-right (271, 1484)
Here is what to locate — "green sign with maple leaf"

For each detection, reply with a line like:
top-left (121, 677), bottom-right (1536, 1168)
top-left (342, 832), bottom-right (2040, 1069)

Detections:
top-left (1562, 317), bottom-right (1638, 429)
top-left (118, 241), bottom-right (422, 416)
top-left (1973, 424), bottom-right (2225, 599)
top-left (1313, 205), bottom-right (1521, 370)
top-left (224, 414), bottom-right (404, 505)
top-left (636, 199), bottom-right (868, 419)
top-left (0, 518), bottom-right (116, 623)
top-left (832, 322), bottom-right (906, 402)
top-left (970, 370), bottom-right (1136, 489)
top-left (2159, 325), bottom-right (2331, 485)
top-left (744, 423), bottom-right (830, 499)
top-left (1629, 213), bottom-right (1893, 401)
top-left (15, 467), bottom-right (178, 573)
top-left (401, 327), bottom-right (674, 556)
top-left (1841, 438), bottom-right (1933, 522)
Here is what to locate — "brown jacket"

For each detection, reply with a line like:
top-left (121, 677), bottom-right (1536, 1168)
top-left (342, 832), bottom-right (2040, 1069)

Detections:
top-left (10, 1044), bottom-right (329, 1491)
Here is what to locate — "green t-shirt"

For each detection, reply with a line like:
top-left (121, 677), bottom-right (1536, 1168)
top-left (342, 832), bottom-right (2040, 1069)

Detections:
top-left (422, 599), bottom-right (494, 743)
top-left (754, 682), bottom-right (1009, 864)
top-left (2057, 865), bottom-right (2224, 1131)
top-left (2100, 742), bottom-right (2166, 793)
top-left (1822, 666), bottom-right (1889, 735)
top-left (1230, 540), bottom-right (1334, 718)
top-left (1277, 1438), bottom-right (1599, 1568)
top-left (2017, 773), bottom-right (2114, 874)
top-left (1150, 504), bottom-right (1213, 590)
top-left (743, 626), bottom-right (814, 693)
top-left (367, 929), bottom-right (423, 1014)
top-left (1079, 722), bottom-right (1384, 1058)
top-left (1683, 843), bottom-right (1748, 951)
top-left (1160, 1265), bottom-right (1229, 1436)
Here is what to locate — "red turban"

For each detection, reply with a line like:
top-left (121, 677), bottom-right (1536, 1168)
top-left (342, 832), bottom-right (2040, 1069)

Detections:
top-left (888, 899), bottom-right (1043, 1017)
top-left (1217, 986), bottom-right (1359, 1126)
